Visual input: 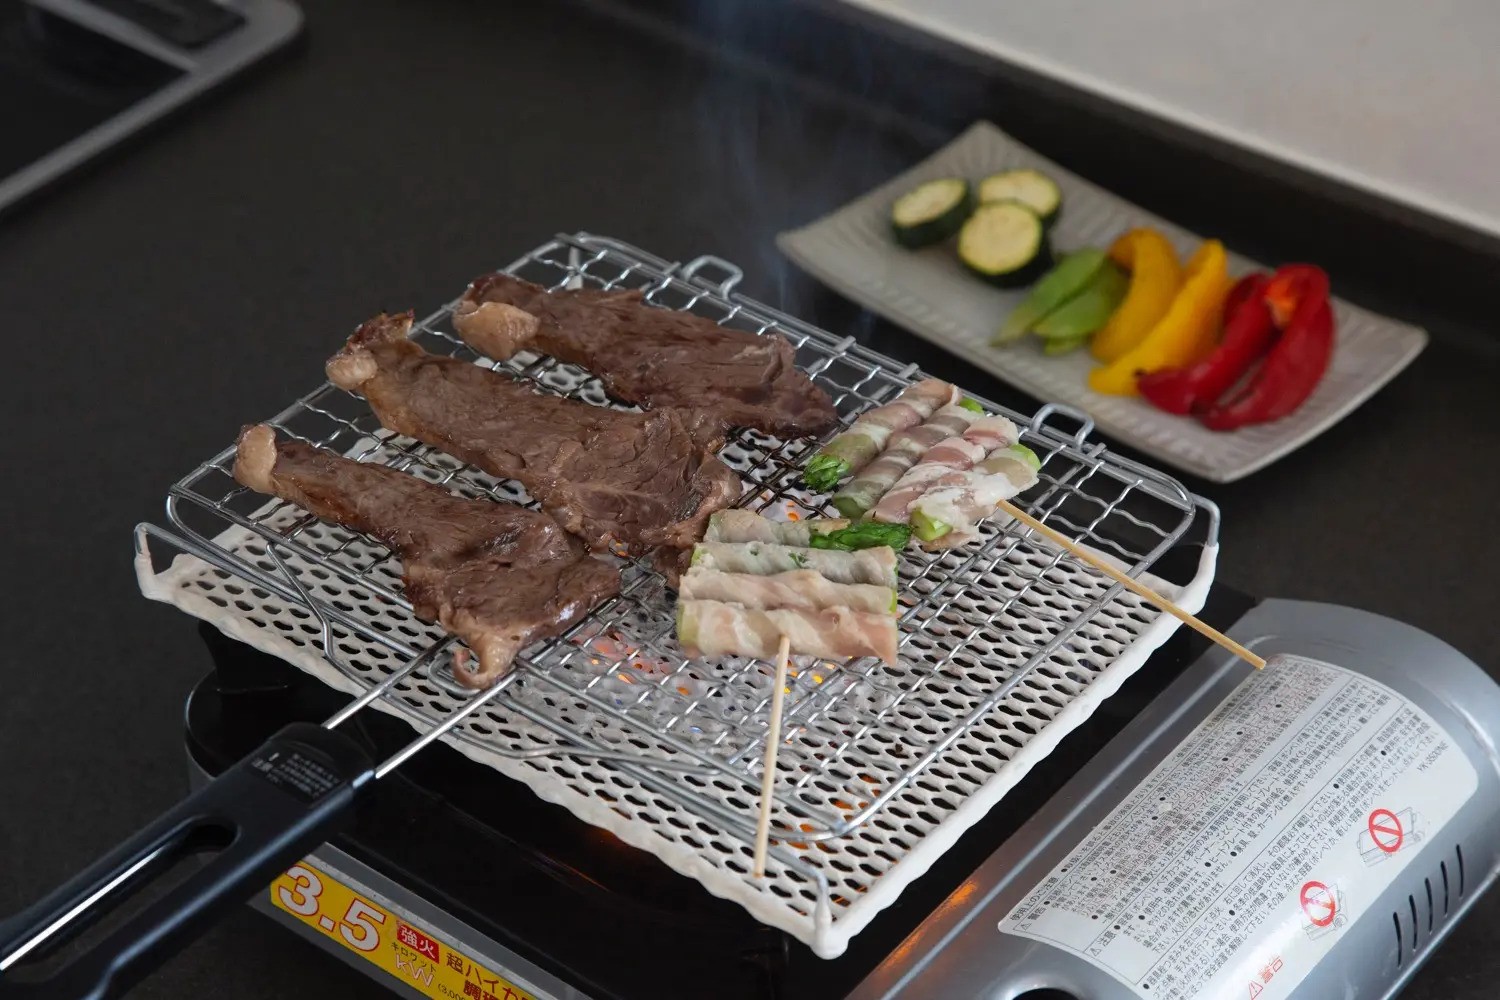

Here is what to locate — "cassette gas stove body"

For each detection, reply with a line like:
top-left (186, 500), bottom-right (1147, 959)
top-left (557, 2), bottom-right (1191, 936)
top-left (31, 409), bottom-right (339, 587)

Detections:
top-left (141, 235), bottom-right (1500, 1000)
top-left (185, 595), bottom-right (1500, 1000)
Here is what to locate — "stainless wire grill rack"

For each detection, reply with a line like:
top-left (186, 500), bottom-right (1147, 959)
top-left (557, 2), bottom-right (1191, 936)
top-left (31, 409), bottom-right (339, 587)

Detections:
top-left (135, 232), bottom-right (1220, 957)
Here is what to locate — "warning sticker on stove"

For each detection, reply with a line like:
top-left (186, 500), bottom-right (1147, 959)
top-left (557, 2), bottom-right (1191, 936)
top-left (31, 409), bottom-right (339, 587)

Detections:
top-left (997, 655), bottom-right (1477, 1000)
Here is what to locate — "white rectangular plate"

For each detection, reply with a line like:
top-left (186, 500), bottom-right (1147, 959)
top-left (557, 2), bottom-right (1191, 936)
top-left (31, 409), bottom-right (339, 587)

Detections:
top-left (777, 121), bottom-right (1428, 482)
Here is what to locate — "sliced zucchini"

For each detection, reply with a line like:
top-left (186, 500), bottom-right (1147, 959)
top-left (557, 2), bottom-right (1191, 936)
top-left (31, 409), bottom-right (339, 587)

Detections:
top-left (890, 178), bottom-right (974, 248)
top-left (957, 202), bottom-right (1051, 287)
top-left (978, 168), bottom-right (1063, 226)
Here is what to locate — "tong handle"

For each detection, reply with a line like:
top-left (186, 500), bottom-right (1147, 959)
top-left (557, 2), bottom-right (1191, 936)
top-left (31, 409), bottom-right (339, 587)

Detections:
top-left (0, 723), bottom-right (373, 1000)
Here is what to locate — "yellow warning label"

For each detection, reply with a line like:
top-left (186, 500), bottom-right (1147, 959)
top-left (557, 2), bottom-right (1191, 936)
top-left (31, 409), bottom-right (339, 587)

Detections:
top-left (270, 861), bottom-right (537, 1000)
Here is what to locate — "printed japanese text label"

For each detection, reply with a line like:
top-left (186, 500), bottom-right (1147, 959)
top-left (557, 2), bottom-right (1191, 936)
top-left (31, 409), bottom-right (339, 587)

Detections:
top-left (998, 655), bottom-right (1477, 999)
top-left (271, 861), bottom-right (537, 1000)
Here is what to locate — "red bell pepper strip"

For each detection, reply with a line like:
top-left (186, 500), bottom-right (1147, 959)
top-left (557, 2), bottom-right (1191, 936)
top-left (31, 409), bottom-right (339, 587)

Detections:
top-left (1222, 271), bottom-right (1266, 323)
top-left (1136, 274), bottom-right (1274, 414)
top-left (1201, 265), bottom-right (1334, 431)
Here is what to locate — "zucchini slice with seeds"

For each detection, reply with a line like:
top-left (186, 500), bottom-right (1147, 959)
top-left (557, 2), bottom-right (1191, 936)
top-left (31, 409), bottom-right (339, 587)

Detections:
top-left (890, 178), bottom-right (974, 248)
top-left (957, 202), bottom-right (1051, 287)
top-left (978, 169), bottom-right (1063, 226)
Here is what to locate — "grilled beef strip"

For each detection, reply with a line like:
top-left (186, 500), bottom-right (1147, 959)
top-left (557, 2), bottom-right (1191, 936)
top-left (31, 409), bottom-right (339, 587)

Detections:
top-left (450, 273), bottom-right (838, 438)
top-left (326, 312), bottom-right (741, 554)
top-left (233, 425), bottom-right (621, 688)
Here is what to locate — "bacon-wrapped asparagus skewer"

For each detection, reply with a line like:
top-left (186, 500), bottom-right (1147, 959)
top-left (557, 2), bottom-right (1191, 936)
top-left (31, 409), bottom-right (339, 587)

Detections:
top-left (867, 415), bottom-right (1020, 525)
top-left (909, 443), bottom-right (1041, 547)
top-left (831, 403), bottom-right (979, 519)
top-left (801, 379), bottom-right (968, 491)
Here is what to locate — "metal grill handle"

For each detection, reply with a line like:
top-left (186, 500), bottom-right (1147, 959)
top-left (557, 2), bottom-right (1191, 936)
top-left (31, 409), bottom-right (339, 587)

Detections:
top-left (680, 254), bottom-right (745, 296)
top-left (1030, 402), bottom-right (1097, 448)
top-left (0, 724), bottom-right (374, 1000)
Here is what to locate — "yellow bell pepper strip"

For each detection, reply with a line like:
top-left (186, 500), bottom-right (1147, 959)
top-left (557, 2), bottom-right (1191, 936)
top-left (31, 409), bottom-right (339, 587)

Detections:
top-left (1089, 229), bottom-right (1183, 363)
top-left (1087, 239), bottom-right (1232, 396)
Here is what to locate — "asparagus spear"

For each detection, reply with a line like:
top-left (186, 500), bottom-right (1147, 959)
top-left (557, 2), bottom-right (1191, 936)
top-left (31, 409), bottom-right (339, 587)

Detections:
top-left (808, 521), bottom-right (911, 552)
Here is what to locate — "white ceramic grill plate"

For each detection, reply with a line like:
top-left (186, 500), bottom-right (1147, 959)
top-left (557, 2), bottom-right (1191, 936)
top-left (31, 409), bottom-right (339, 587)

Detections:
top-left (139, 486), bottom-right (1206, 959)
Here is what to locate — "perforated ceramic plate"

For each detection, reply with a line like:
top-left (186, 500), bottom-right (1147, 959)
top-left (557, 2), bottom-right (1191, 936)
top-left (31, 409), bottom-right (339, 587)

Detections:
top-left (139, 467), bottom-right (1205, 960)
top-left (777, 121), bottom-right (1429, 483)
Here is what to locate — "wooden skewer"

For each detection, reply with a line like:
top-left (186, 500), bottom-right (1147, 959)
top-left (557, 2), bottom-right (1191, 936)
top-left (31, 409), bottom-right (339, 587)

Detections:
top-left (996, 499), bottom-right (1266, 671)
top-left (752, 633), bottom-right (793, 878)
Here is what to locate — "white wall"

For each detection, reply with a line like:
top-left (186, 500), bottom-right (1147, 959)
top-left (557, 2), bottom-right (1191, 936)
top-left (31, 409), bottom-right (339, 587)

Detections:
top-left (844, 0), bottom-right (1499, 238)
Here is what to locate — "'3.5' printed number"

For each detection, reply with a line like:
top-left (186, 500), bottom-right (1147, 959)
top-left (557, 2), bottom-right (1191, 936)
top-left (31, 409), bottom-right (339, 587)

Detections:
top-left (276, 864), bottom-right (388, 952)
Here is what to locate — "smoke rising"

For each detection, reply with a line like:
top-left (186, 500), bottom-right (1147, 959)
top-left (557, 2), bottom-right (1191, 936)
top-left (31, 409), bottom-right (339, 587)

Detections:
top-left (682, 2), bottom-right (938, 314)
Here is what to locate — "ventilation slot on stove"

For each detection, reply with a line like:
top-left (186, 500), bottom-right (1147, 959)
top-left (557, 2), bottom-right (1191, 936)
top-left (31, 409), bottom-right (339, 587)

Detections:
top-left (1394, 844), bottom-right (1466, 969)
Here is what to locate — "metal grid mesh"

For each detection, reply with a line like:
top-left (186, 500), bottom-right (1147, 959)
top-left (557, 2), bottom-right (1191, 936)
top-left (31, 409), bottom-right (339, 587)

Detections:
top-left (139, 233), bottom-right (1216, 956)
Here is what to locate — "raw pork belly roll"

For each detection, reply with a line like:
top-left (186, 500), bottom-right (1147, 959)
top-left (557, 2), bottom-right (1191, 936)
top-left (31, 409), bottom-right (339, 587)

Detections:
top-left (679, 568), bottom-right (895, 614)
top-left (677, 601), bottom-right (899, 664)
top-left (703, 509), bottom-right (849, 545)
top-left (690, 541), bottom-right (898, 587)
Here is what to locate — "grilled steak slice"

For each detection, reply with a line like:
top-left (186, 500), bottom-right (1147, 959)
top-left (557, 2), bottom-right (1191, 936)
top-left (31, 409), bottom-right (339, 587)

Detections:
top-left (233, 425), bottom-right (620, 688)
top-left (326, 312), bottom-right (741, 553)
top-left (451, 273), bottom-right (838, 438)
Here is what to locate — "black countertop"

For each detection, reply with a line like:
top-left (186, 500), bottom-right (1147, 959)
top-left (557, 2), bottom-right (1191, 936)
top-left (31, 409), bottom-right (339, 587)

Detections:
top-left (0, 1), bottom-right (1496, 997)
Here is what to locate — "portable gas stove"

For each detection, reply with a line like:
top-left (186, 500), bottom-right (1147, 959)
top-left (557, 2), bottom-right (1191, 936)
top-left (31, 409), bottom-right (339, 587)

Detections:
top-left (2, 235), bottom-right (1496, 1000)
top-left (182, 592), bottom-right (1500, 1000)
